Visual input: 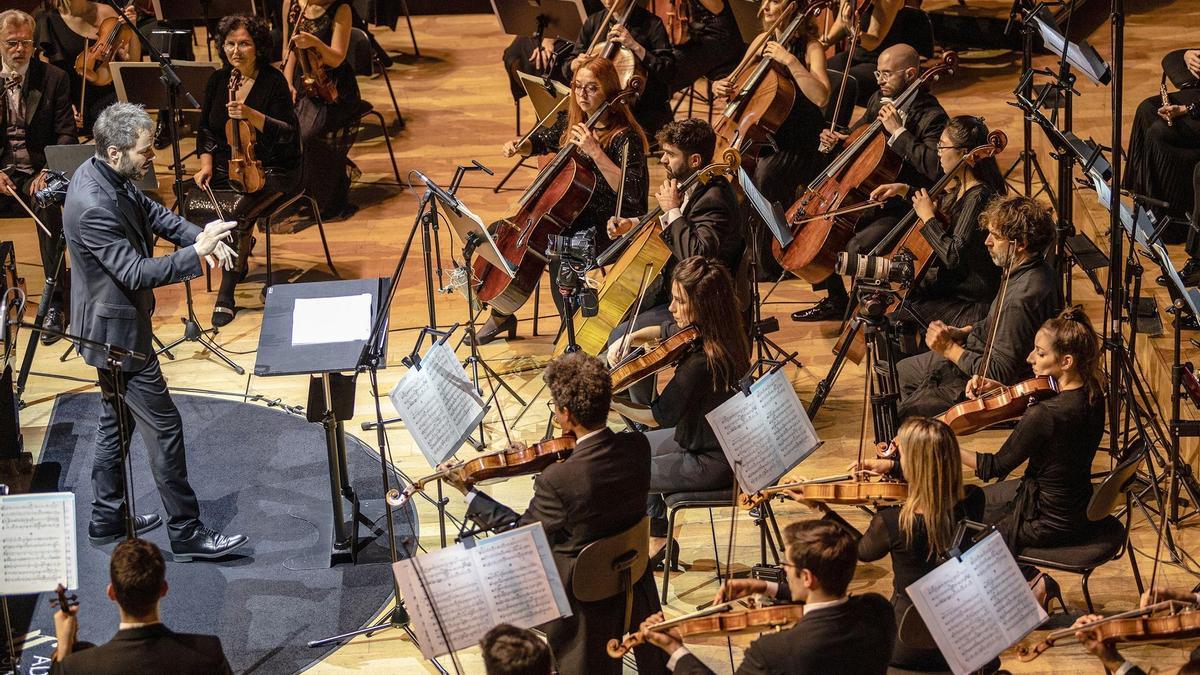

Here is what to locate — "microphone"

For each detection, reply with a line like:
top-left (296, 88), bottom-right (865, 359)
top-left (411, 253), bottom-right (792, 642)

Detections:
top-left (1121, 189), bottom-right (1170, 212)
top-left (412, 169), bottom-right (461, 214)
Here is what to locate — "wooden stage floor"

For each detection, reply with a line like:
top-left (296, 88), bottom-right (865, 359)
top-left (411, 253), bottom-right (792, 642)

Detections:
top-left (3, 3), bottom-right (1200, 672)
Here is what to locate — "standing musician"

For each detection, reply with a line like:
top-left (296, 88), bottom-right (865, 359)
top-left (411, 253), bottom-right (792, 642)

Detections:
top-left (562, 0), bottom-right (676, 138)
top-left (193, 15), bottom-right (302, 327)
top-left (665, 0), bottom-right (745, 96)
top-left (440, 353), bottom-right (669, 675)
top-left (820, 0), bottom-right (926, 105)
top-left (794, 43), bottom-right (948, 322)
top-left (713, 0), bottom-right (829, 279)
top-left (607, 257), bottom-right (750, 567)
top-left (868, 115), bottom-right (1007, 330)
top-left (0, 9), bottom-right (77, 345)
top-left (894, 194), bottom-right (1059, 420)
top-left (64, 102), bottom-right (247, 561)
top-left (640, 519), bottom-right (895, 674)
top-left (483, 55), bottom-right (650, 344)
top-left (282, 0), bottom-right (360, 221)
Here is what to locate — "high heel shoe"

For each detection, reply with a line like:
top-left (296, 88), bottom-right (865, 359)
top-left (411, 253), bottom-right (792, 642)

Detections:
top-left (650, 537), bottom-right (682, 573)
top-left (1029, 572), bottom-right (1067, 614)
top-left (471, 313), bottom-right (517, 345)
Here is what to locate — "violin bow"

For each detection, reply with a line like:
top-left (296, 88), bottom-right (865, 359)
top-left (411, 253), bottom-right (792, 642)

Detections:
top-left (614, 265), bottom-right (654, 365)
top-left (584, 0), bottom-right (622, 55)
top-left (614, 142), bottom-right (630, 222)
top-left (79, 38), bottom-right (89, 127)
top-left (975, 252), bottom-right (1013, 385)
top-left (824, 1), bottom-right (866, 138)
top-left (3, 184), bottom-right (54, 238)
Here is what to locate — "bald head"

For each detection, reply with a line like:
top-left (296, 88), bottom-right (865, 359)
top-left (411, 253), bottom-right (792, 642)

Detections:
top-left (875, 44), bottom-right (921, 97)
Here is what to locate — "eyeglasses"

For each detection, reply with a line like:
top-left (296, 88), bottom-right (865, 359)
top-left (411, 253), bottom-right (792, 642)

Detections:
top-left (546, 400), bottom-right (558, 414)
top-left (3, 40), bottom-right (34, 50)
top-left (873, 69), bottom-right (901, 79)
top-left (936, 144), bottom-right (965, 152)
top-left (573, 83), bottom-right (601, 96)
top-left (223, 41), bottom-right (255, 52)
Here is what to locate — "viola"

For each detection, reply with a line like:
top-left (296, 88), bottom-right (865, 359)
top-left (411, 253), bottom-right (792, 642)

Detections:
top-left (75, 10), bottom-right (141, 88)
top-left (647, 0), bottom-right (690, 45)
top-left (607, 597), bottom-right (804, 658)
top-left (611, 325), bottom-right (701, 393)
top-left (584, 0), bottom-right (647, 96)
top-left (225, 69), bottom-right (266, 194)
top-left (287, 0), bottom-right (338, 103)
top-left (1017, 600), bottom-right (1200, 661)
top-left (385, 435), bottom-right (576, 507)
top-left (937, 375), bottom-right (1059, 436)
top-left (50, 583), bottom-right (78, 613)
top-left (772, 51), bottom-right (959, 282)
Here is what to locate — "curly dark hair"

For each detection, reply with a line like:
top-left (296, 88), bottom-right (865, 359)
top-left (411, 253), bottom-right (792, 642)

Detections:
top-left (480, 624), bottom-right (551, 675)
top-left (543, 352), bottom-right (611, 428)
top-left (110, 538), bottom-right (165, 617)
top-left (216, 15), bottom-right (273, 68)
top-left (655, 118), bottom-right (716, 165)
top-left (979, 194), bottom-right (1055, 255)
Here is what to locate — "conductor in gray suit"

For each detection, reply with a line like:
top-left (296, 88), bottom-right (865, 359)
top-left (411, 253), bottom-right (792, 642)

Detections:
top-left (63, 102), bottom-right (246, 561)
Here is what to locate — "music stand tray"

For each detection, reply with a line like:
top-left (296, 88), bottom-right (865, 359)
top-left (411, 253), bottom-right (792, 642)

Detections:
top-left (111, 61), bottom-right (218, 112)
top-left (490, 0), bottom-right (585, 41)
top-left (151, 0), bottom-right (257, 21)
top-left (517, 72), bottom-right (571, 123)
top-left (45, 144), bottom-right (158, 192)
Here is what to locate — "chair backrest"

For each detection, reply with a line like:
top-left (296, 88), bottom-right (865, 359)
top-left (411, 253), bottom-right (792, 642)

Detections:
top-left (347, 28), bottom-right (374, 77)
top-left (1087, 441), bottom-right (1146, 521)
top-left (572, 518), bottom-right (649, 603)
top-left (824, 70), bottom-right (858, 128)
top-left (897, 7), bottom-right (936, 59)
top-left (728, 0), bottom-right (764, 45)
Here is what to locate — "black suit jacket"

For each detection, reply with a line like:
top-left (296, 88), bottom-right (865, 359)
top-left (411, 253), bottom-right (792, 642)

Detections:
top-left (857, 88), bottom-right (949, 189)
top-left (0, 59), bottom-right (77, 172)
top-left (673, 594), bottom-right (896, 675)
top-left (653, 175), bottom-right (745, 305)
top-left (50, 624), bottom-right (232, 675)
top-left (63, 157), bottom-right (203, 371)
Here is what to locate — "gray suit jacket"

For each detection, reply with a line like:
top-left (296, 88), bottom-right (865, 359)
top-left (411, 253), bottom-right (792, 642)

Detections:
top-left (63, 157), bottom-right (203, 370)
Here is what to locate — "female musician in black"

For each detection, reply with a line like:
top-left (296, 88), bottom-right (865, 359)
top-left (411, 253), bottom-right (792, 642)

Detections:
top-left (35, 0), bottom-right (129, 133)
top-left (667, 0), bottom-right (745, 94)
top-left (480, 55), bottom-right (650, 344)
top-left (193, 15), bottom-right (302, 327)
top-left (282, 0), bottom-right (361, 220)
top-left (712, 0), bottom-right (829, 277)
top-left (609, 256), bottom-right (750, 564)
top-left (869, 115), bottom-right (1007, 329)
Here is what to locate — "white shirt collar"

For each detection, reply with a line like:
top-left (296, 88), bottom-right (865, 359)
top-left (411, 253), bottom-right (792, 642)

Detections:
top-left (118, 620), bottom-right (162, 630)
top-left (1, 60), bottom-right (29, 80)
top-left (574, 427), bottom-right (608, 445)
top-left (802, 595), bottom-right (849, 613)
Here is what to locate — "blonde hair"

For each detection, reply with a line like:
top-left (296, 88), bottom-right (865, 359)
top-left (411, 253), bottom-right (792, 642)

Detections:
top-left (896, 417), bottom-right (964, 559)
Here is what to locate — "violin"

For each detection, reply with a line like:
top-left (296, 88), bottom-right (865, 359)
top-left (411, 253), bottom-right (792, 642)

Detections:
top-left (75, 8), bottom-right (142, 88)
top-left (647, 0), bottom-right (690, 45)
top-left (607, 597), bottom-right (804, 658)
top-left (746, 473), bottom-right (907, 508)
top-left (738, 473), bottom-right (853, 508)
top-left (611, 325), bottom-right (701, 393)
top-left (772, 51), bottom-right (959, 283)
top-left (384, 435), bottom-right (576, 507)
top-left (1017, 600), bottom-right (1200, 661)
top-left (937, 375), bottom-right (1058, 436)
top-left (50, 583), bottom-right (79, 613)
top-left (287, 0), bottom-right (338, 103)
top-left (225, 69), bottom-right (266, 194)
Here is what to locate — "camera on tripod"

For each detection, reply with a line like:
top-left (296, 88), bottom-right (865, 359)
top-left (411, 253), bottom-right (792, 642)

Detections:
top-left (836, 250), bottom-right (916, 288)
top-left (546, 231), bottom-right (598, 318)
top-left (33, 171), bottom-right (70, 210)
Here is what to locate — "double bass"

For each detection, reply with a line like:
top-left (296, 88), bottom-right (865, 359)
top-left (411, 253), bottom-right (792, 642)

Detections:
top-left (772, 51), bottom-right (959, 282)
top-left (225, 69), bottom-right (266, 194)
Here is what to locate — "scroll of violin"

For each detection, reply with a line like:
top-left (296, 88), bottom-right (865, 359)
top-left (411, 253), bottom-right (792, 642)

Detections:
top-left (75, 8), bottom-right (141, 88)
top-left (606, 597), bottom-right (805, 658)
top-left (226, 69), bottom-right (266, 194)
top-left (50, 583), bottom-right (79, 613)
top-left (610, 325), bottom-right (700, 393)
top-left (385, 435), bottom-right (576, 507)
top-left (938, 375), bottom-right (1058, 436)
top-left (742, 472), bottom-right (907, 509)
top-left (1017, 600), bottom-right (1200, 661)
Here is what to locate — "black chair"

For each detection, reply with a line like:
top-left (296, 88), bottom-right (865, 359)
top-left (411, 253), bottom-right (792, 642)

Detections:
top-left (262, 188), bottom-right (338, 290)
top-left (348, 27), bottom-right (406, 135)
top-left (823, 69), bottom-right (859, 129)
top-left (326, 98), bottom-right (405, 188)
top-left (897, 6), bottom-right (937, 61)
top-left (1016, 444), bottom-right (1147, 613)
top-left (659, 488), bottom-right (734, 604)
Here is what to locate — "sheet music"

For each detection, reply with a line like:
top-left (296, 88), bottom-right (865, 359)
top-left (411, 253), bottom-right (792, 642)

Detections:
top-left (291, 294), bottom-right (373, 346)
top-left (706, 369), bottom-right (821, 494)
top-left (0, 493), bottom-right (78, 595)
top-left (392, 524), bottom-right (571, 660)
top-left (906, 531), bottom-right (1047, 675)
top-left (389, 341), bottom-right (488, 466)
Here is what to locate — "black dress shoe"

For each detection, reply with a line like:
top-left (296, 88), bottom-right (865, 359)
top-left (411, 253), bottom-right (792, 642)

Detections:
top-left (471, 313), bottom-right (517, 345)
top-left (88, 514), bottom-right (162, 545)
top-left (171, 527), bottom-right (248, 562)
top-left (41, 307), bottom-right (65, 346)
top-left (791, 297), bottom-right (847, 322)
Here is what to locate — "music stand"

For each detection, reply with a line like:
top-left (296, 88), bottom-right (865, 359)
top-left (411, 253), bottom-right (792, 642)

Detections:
top-left (151, 0), bottom-right (257, 60)
top-left (1027, 5), bottom-right (1110, 86)
top-left (491, 0), bottom-right (585, 43)
top-left (111, 61), bottom-right (216, 113)
top-left (493, 73), bottom-right (571, 192)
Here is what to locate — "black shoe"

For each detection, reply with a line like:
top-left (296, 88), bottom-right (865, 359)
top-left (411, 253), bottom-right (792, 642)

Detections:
top-left (41, 306), bottom-right (65, 346)
top-left (1179, 314), bottom-right (1200, 331)
top-left (791, 297), bottom-right (847, 322)
top-left (171, 527), bottom-right (249, 562)
top-left (211, 300), bottom-right (236, 328)
top-left (88, 514), bottom-right (162, 545)
top-left (471, 313), bottom-right (517, 345)
top-left (651, 537), bottom-right (682, 573)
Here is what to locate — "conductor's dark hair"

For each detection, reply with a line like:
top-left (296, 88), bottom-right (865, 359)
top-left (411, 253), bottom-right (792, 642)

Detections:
top-left (480, 623), bottom-right (552, 675)
top-left (216, 15), bottom-right (273, 67)
top-left (783, 519), bottom-right (858, 597)
top-left (543, 352), bottom-right (611, 428)
top-left (110, 538), bottom-right (166, 617)
top-left (655, 118), bottom-right (717, 165)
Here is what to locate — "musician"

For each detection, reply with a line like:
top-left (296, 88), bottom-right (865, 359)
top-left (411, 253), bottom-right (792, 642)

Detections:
top-left (893, 194), bottom-right (1059, 421)
top-left (0, 9), bottom-right (76, 345)
top-left (440, 352), bottom-right (668, 675)
top-left (193, 15), bottom-right (302, 327)
top-left (666, 1), bottom-right (744, 96)
top-left (821, 0), bottom-right (928, 105)
top-left (640, 519), bottom-right (895, 674)
top-left (604, 117), bottom-right (745, 404)
top-left (868, 115), bottom-right (1007, 329)
top-left (794, 43), bottom-right (948, 322)
top-left (64, 102), bottom-right (247, 561)
top-left (500, 0), bottom-right (603, 102)
top-left (282, 0), bottom-right (361, 220)
top-left (607, 257), bottom-right (750, 566)
top-left (482, 55), bottom-right (650, 344)
top-left (1073, 591), bottom-right (1200, 675)
top-left (713, 0), bottom-right (828, 279)
top-left (562, 0), bottom-right (676, 138)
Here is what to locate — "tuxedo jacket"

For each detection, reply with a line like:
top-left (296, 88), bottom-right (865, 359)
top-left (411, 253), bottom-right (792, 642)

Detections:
top-left (0, 59), bottom-right (77, 173)
top-left (63, 157), bottom-right (203, 371)
top-left (50, 624), bottom-right (232, 675)
top-left (653, 175), bottom-right (746, 306)
top-left (857, 88), bottom-right (949, 190)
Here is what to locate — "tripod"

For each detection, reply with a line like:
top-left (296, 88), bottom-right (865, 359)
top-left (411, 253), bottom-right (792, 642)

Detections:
top-left (745, 217), bottom-right (803, 377)
top-left (1003, 0), bottom-right (1060, 205)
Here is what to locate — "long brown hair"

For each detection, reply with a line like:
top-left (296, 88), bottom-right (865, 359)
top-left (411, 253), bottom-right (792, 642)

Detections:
top-left (672, 256), bottom-right (751, 390)
top-left (896, 417), bottom-right (964, 560)
top-left (561, 55), bottom-right (649, 153)
top-left (1042, 305), bottom-right (1105, 404)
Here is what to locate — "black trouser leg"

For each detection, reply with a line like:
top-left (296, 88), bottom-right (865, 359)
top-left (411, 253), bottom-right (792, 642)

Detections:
top-left (1187, 162), bottom-right (1200, 260)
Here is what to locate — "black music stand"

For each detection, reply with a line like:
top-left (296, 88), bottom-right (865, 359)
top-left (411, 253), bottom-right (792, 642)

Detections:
top-left (491, 0), bottom-right (585, 43)
top-left (151, 0), bottom-right (256, 61)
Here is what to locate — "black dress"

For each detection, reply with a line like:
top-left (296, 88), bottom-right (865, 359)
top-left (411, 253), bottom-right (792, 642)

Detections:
top-left (34, 9), bottom-right (117, 133)
top-left (1124, 87), bottom-right (1200, 242)
top-left (669, 0), bottom-right (745, 92)
top-left (975, 388), bottom-right (1105, 551)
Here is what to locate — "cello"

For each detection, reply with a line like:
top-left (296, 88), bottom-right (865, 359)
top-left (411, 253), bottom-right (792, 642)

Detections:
top-left (583, 0), bottom-right (647, 96)
top-left (772, 51), bottom-right (959, 282)
top-left (225, 68), bottom-right (266, 194)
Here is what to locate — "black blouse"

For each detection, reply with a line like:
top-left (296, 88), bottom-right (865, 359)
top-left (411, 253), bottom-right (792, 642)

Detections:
top-left (34, 10), bottom-right (116, 126)
top-left (650, 342), bottom-right (733, 452)
top-left (293, 0), bottom-right (361, 105)
top-left (772, 39), bottom-right (827, 155)
top-left (196, 66), bottom-right (302, 173)
top-left (917, 183), bottom-right (1001, 305)
top-left (686, 0), bottom-right (741, 43)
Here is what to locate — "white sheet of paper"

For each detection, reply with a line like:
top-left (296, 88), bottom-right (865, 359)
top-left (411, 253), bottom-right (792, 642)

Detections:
top-left (290, 294), bottom-right (373, 346)
top-left (906, 531), bottom-right (1047, 675)
top-left (392, 523), bottom-right (571, 660)
top-left (706, 368), bottom-right (821, 494)
top-left (389, 341), bottom-right (488, 466)
top-left (0, 493), bottom-right (78, 595)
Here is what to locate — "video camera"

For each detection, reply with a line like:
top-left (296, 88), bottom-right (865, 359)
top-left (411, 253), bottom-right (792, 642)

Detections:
top-left (546, 231), bottom-right (598, 318)
top-left (836, 250), bottom-right (916, 288)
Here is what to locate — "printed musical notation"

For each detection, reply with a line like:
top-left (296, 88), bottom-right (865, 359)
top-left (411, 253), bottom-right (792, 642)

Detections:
top-left (0, 493), bottom-right (78, 595)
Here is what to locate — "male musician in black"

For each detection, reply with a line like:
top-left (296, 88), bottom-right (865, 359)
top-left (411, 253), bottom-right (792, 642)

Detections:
top-left (638, 519), bottom-right (896, 674)
top-left (64, 102), bottom-right (246, 560)
top-left (562, 0), bottom-right (676, 138)
top-left (894, 195), bottom-right (1059, 420)
top-left (0, 9), bottom-right (77, 344)
top-left (441, 353), bottom-right (668, 675)
top-left (793, 43), bottom-right (948, 322)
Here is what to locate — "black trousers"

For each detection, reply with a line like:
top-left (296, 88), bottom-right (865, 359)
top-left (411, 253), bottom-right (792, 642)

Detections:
top-left (297, 97), bottom-right (357, 216)
top-left (895, 349), bottom-right (967, 421)
top-left (644, 428), bottom-right (733, 537)
top-left (94, 356), bottom-right (202, 541)
top-left (1187, 161), bottom-right (1200, 260)
top-left (669, 34), bottom-right (745, 92)
top-left (0, 171), bottom-right (70, 309)
top-left (546, 567), bottom-right (668, 675)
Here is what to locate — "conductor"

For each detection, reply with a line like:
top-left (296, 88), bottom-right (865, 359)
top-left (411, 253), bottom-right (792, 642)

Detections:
top-left (63, 102), bottom-right (247, 561)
